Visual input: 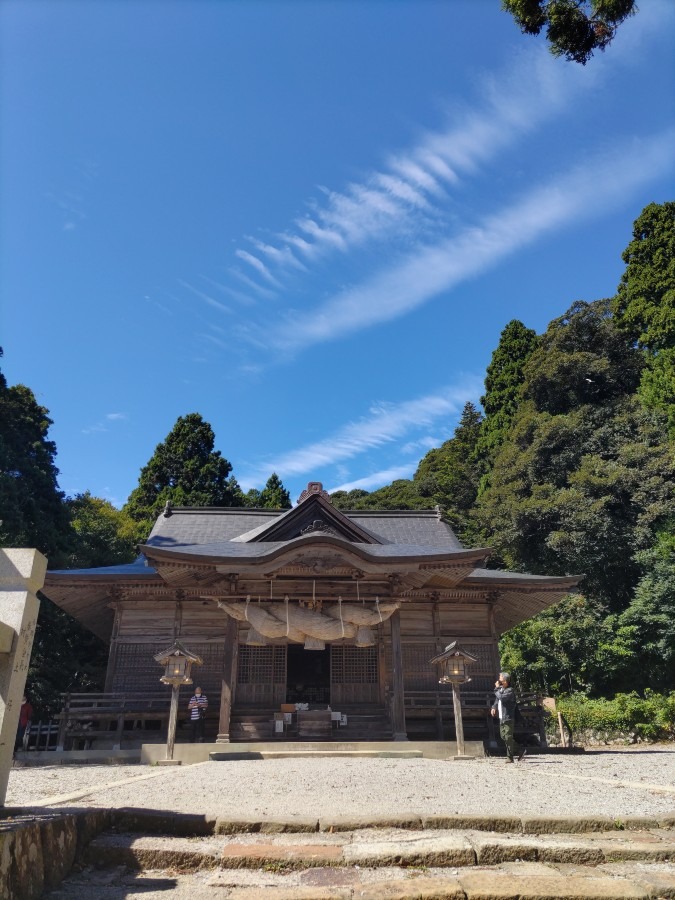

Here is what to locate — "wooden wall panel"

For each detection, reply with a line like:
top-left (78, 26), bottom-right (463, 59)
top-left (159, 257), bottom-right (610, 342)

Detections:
top-left (399, 604), bottom-right (434, 638)
top-left (438, 605), bottom-right (489, 635)
top-left (180, 600), bottom-right (231, 638)
top-left (117, 601), bottom-right (176, 643)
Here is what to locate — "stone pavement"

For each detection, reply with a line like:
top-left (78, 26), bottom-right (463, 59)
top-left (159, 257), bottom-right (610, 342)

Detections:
top-left (34, 812), bottom-right (675, 899)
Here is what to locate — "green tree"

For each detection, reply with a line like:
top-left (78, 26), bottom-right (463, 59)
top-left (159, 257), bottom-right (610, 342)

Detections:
top-left (502, 0), bottom-right (636, 65)
top-left (66, 492), bottom-right (137, 568)
top-left (414, 402), bottom-right (484, 540)
top-left (612, 201), bottom-right (675, 434)
top-left (124, 413), bottom-right (244, 540)
top-left (474, 301), bottom-right (674, 611)
top-left (612, 528), bottom-right (675, 693)
top-left (27, 602), bottom-right (109, 716)
top-left (498, 593), bottom-right (626, 696)
top-left (477, 319), bottom-right (538, 467)
top-left (331, 481), bottom-right (429, 510)
top-left (245, 473), bottom-right (292, 509)
top-left (0, 357), bottom-right (71, 564)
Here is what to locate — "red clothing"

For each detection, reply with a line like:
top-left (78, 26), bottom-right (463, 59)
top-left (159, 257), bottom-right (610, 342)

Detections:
top-left (19, 702), bottom-right (33, 727)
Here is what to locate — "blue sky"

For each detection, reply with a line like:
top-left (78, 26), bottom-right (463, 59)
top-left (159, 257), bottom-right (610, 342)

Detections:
top-left (1, 0), bottom-right (674, 507)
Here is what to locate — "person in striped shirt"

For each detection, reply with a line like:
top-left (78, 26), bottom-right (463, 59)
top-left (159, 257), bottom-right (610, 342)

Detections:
top-left (188, 687), bottom-right (208, 742)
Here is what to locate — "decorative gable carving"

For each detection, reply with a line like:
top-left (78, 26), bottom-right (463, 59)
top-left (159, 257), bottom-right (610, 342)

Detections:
top-left (249, 492), bottom-right (381, 545)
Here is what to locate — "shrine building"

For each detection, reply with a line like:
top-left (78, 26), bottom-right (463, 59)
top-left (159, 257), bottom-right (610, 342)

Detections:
top-left (42, 482), bottom-right (580, 747)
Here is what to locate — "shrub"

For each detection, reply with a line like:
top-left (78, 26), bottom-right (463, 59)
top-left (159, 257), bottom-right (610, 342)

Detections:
top-left (557, 690), bottom-right (675, 741)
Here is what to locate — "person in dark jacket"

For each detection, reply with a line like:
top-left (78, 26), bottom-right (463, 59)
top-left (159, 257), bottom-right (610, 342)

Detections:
top-left (491, 673), bottom-right (526, 763)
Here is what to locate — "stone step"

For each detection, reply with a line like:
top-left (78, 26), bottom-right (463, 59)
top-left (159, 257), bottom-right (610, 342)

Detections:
top-left (47, 860), bottom-right (675, 898)
top-left (210, 750), bottom-right (423, 760)
top-left (82, 826), bottom-right (675, 873)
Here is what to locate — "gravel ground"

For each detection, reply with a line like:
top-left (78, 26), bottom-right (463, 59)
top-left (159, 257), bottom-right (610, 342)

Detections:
top-left (7, 746), bottom-right (675, 819)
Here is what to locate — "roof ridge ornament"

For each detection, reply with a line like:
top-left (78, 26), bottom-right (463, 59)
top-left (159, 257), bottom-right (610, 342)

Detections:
top-left (297, 482), bottom-right (332, 505)
top-left (163, 500), bottom-right (173, 518)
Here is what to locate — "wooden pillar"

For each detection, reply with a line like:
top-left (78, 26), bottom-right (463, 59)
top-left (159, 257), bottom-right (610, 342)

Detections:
top-left (389, 609), bottom-right (407, 741)
top-left (104, 600), bottom-right (121, 693)
top-left (216, 615), bottom-right (238, 743)
top-left (451, 683), bottom-right (465, 756)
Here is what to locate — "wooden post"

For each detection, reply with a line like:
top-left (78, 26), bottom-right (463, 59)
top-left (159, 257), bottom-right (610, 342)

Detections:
top-left (451, 683), bottom-right (465, 756)
top-left (56, 694), bottom-right (70, 752)
top-left (389, 610), bottom-right (407, 741)
top-left (557, 711), bottom-right (566, 748)
top-left (166, 684), bottom-right (180, 760)
top-left (216, 616), bottom-right (238, 743)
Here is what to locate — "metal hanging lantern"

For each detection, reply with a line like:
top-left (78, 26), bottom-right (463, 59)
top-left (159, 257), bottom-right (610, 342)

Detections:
top-left (429, 641), bottom-right (477, 685)
top-left (154, 640), bottom-right (203, 686)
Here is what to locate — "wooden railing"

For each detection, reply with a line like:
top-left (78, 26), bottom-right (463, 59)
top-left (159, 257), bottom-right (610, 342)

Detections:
top-left (400, 689), bottom-right (546, 745)
top-left (56, 692), bottom-right (175, 751)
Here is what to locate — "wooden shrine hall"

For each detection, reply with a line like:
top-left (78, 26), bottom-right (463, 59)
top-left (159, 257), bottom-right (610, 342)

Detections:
top-left (43, 482), bottom-right (580, 746)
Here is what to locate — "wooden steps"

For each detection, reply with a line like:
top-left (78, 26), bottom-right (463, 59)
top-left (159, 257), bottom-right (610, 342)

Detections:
top-left (229, 705), bottom-right (392, 743)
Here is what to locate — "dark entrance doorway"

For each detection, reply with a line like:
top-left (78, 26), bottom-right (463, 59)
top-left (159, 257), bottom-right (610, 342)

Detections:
top-left (286, 645), bottom-right (330, 705)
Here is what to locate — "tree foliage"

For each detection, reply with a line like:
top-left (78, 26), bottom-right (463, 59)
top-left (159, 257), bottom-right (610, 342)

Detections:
top-left (124, 413), bottom-right (245, 540)
top-left (477, 319), bottom-right (538, 467)
top-left (612, 201), bottom-right (675, 434)
top-left (245, 473), bottom-right (292, 509)
top-left (0, 357), bottom-right (72, 565)
top-left (414, 402), bottom-right (484, 541)
top-left (502, 0), bottom-right (637, 64)
top-left (66, 492), bottom-right (137, 568)
top-left (475, 301), bottom-right (673, 611)
top-left (331, 480), bottom-right (429, 511)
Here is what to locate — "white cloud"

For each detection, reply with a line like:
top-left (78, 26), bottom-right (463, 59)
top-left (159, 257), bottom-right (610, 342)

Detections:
top-left (265, 129), bottom-right (674, 354)
top-left (178, 279), bottom-right (232, 314)
top-left (105, 413), bottom-right (126, 421)
top-left (223, 47), bottom-right (589, 283)
top-left (328, 464), bottom-right (418, 494)
top-left (235, 249), bottom-right (282, 287)
top-left (241, 378), bottom-right (481, 485)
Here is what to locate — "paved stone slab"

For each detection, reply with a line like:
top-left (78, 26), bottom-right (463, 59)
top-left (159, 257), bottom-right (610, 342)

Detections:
top-left (320, 814), bottom-right (423, 831)
top-left (457, 869), bottom-right (649, 898)
top-left (520, 815), bottom-right (615, 834)
top-left (344, 832), bottom-right (475, 867)
top-left (220, 841), bottom-right (344, 867)
top-left (468, 833), bottom-right (541, 865)
top-left (602, 861), bottom-right (675, 897)
top-left (422, 815), bottom-right (522, 833)
top-left (82, 834), bottom-right (221, 871)
top-left (216, 887), bottom-right (352, 899)
top-left (45, 859), bottom-right (675, 899)
top-left (342, 875), bottom-right (465, 899)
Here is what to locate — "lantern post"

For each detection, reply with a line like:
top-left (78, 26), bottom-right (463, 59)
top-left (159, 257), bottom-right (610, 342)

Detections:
top-left (154, 641), bottom-right (203, 764)
top-left (430, 642), bottom-right (477, 759)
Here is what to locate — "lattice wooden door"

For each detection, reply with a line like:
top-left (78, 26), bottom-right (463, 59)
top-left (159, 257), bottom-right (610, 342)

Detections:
top-left (330, 645), bottom-right (379, 704)
top-left (236, 644), bottom-right (287, 706)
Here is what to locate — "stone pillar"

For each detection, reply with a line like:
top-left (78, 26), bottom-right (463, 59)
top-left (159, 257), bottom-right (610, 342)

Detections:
top-left (0, 549), bottom-right (47, 805)
top-left (216, 615), bottom-right (238, 743)
top-left (389, 610), bottom-right (407, 741)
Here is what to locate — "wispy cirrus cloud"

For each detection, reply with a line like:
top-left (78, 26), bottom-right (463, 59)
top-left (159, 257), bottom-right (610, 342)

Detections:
top-left (262, 129), bottom-right (674, 354)
top-left (239, 378), bottom-right (481, 490)
top-left (328, 464), bottom-right (419, 494)
top-left (219, 47), bottom-right (588, 298)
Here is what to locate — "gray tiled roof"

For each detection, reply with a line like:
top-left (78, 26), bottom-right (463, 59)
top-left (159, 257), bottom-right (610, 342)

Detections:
top-left (467, 568), bottom-right (580, 584)
top-left (146, 509), bottom-right (281, 546)
top-left (145, 539), bottom-right (469, 561)
top-left (48, 557), bottom-right (159, 578)
top-left (347, 512), bottom-right (462, 549)
top-left (144, 507), bottom-right (462, 551)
